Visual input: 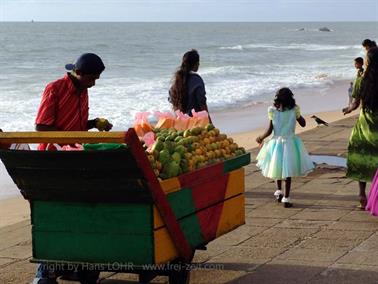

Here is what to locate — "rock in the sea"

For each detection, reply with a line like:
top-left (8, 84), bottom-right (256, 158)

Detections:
top-left (319, 27), bottom-right (331, 32)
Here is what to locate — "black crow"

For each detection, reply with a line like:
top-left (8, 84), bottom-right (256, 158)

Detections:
top-left (311, 115), bottom-right (329, 126)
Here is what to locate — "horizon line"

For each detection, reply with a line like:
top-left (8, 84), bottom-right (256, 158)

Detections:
top-left (1, 20), bottom-right (378, 23)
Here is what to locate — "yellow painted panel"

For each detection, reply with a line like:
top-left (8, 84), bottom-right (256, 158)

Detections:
top-left (216, 194), bottom-right (245, 237)
top-left (0, 131), bottom-right (126, 144)
top-left (154, 227), bottom-right (179, 264)
top-left (159, 177), bottom-right (181, 194)
top-left (225, 168), bottom-right (245, 199)
top-left (153, 206), bottom-right (165, 229)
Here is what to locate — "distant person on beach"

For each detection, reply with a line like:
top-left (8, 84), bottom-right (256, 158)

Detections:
top-left (362, 39), bottom-right (377, 53)
top-left (169, 49), bottom-right (211, 122)
top-left (348, 57), bottom-right (364, 106)
top-left (348, 82), bottom-right (353, 106)
top-left (33, 53), bottom-right (110, 284)
top-left (255, 88), bottom-right (314, 208)
top-left (354, 57), bottom-right (364, 77)
top-left (35, 53), bottom-right (113, 151)
top-left (342, 47), bottom-right (378, 210)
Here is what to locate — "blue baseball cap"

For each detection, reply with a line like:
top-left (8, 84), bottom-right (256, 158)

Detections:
top-left (65, 53), bottom-right (105, 75)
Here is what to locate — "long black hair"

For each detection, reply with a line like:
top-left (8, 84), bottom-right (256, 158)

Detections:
top-left (169, 49), bottom-right (200, 111)
top-left (274, 87), bottom-right (296, 110)
top-left (360, 47), bottom-right (378, 113)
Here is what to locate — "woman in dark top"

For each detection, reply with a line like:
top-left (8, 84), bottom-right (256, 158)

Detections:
top-left (169, 49), bottom-right (211, 121)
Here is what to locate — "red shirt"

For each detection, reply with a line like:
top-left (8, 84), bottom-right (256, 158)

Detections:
top-left (35, 74), bottom-right (89, 131)
top-left (35, 74), bottom-right (89, 150)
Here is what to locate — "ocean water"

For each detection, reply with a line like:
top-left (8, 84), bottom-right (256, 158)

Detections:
top-left (0, 22), bottom-right (377, 131)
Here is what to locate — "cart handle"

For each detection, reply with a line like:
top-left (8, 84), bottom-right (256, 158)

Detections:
top-left (125, 128), bottom-right (193, 262)
top-left (0, 131), bottom-right (127, 144)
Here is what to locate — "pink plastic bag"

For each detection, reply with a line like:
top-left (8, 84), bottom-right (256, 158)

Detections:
top-left (143, 131), bottom-right (156, 152)
top-left (134, 112), bottom-right (153, 137)
top-left (174, 110), bottom-right (190, 130)
top-left (191, 109), bottom-right (210, 128)
top-left (61, 144), bottom-right (84, 151)
top-left (154, 111), bottom-right (175, 129)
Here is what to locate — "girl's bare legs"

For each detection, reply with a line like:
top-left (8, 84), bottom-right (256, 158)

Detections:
top-left (282, 177), bottom-right (292, 208)
top-left (284, 177), bottom-right (291, 198)
top-left (358, 181), bottom-right (367, 209)
top-left (277, 180), bottom-right (282, 190)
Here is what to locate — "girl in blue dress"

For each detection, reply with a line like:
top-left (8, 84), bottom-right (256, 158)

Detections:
top-left (256, 88), bottom-right (314, 207)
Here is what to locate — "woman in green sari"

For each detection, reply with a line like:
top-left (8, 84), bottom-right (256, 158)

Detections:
top-left (343, 47), bottom-right (378, 209)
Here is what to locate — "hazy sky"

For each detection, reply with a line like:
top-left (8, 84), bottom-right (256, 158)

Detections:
top-left (1, 0), bottom-right (378, 22)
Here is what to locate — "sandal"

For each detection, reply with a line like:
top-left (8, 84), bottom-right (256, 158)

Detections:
top-left (282, 197), bottom-right (293, 208)
top-left (274, 190), bottom-right (283, 203)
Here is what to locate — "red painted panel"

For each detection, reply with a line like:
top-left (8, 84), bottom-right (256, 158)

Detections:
top-left (190, 173), bottom-right (229, 210)
top-left (196, 202), bottom-right (224, 242)
top-left (178, 162), bottom-right (224, 188)
top-left (190, 173), bottom-right (229, 241)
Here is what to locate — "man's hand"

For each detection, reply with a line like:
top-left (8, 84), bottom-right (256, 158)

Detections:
top-left (95, 118), bottom-right (113, 132)
top-left (0, 129), bottom-right (10, 149)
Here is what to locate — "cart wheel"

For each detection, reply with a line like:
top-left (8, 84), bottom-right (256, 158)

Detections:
top-left (78, 270), bottom-right (100, 284)
top-left (168, 269), bottom-right (190, 284)
top-left (138, 271), bottom-right (157, 283)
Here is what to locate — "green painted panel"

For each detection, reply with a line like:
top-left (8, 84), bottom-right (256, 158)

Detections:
top-left (166, 188), bottom-right (195, 221)
top-left (179, 213), bottom-right (205, 248)
top-left (32, 201), bottom-right (152, 235)
top-left (223, 153), bottom-right (251, 173)
top-left (32, 229), bottom-right (154, 265)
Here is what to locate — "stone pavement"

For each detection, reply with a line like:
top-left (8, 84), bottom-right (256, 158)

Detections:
top-left (3, 115), bottom-right (378, 284)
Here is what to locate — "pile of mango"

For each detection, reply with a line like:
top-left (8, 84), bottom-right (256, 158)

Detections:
top-left (145, 124), bottom-right (246, 179)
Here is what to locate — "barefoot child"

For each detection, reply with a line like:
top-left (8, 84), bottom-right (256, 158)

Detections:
top-left (256, 88), bottom-right (314, 208)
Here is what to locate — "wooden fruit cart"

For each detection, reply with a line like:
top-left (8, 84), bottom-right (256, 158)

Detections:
top-left (0, 129), bottom-right (250, 284)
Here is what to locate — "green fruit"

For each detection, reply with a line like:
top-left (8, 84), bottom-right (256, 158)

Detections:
top-left (172, 152), bottom-right (181, 163)
top-left (174, 135), bottom-right (183, 142)
top-left (181, 137), bottom-right (191, 145)
top-left (186, 144), bottom-right (194, 152)
top-left (238, 147), bottom-right (246, 154)
top-left (152, 150), bottom-right (159, 160)
top-left (191, 127), bottom-right (202, 136)
top-left (151, 140), bottom-right (164, 152)
top-left (180, 159), bottom-right (189, 173)
top-left (191, 136), bottom-right (199, 142)
top-left (206, 124), bottom-right (215, 131)
top-left (174, 145), bottom-right (186, 157)
top-left (156, 136), bottom-right (165, 142)
top-left (176, 140), bottom-right (184, 146)
top-left (164, 161), bottom-right (180, 178)
top-left (183, 129), bottom-right (191, 138)
top-left (164, 141), bottom-right (176, 154)
top-left (159, 149), bottom-right (171, 165)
